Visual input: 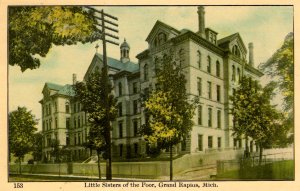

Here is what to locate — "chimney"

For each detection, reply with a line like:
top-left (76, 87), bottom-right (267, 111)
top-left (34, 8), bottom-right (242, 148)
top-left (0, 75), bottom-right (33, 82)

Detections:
top-left (248, 43), bottom-right (254, 67)
top-left (73, 74), bottom-right (77, 85)
top-left (197, 6), bottom-right (205, 38)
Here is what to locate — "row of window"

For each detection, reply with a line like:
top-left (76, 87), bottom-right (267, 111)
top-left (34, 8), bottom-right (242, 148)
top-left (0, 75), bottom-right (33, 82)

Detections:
top-left (43, 102), bottom-right (70, 116)
top-left (117, 100), bottom-right (140, 117)
top-left (117, 81), bottom-right (139, 96)
top-left (198, 135), bottom-right (222, 151)
top-left (232, 65), bottom-right (241, 82)
top-left (197, 78), bottom-right (221, 102)
top-left (197, 51), bottom-right (221, 77)
top-left (198, 106), bottom-right (222, 128)
top-left (118, 120), bottom-right (139, 138)
top-left (118, 143), bottom-right (139, 157)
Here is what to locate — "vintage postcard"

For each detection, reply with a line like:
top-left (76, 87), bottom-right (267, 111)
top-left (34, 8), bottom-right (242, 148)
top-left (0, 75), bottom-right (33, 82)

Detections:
top-left (1, 0), bottom-right (299, 191)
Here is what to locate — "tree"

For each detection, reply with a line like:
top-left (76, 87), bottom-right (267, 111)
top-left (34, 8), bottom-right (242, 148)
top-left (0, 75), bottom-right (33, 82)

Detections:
top-left (9, 107), bottom-right (38, 174)
top-left (259, 32), bottom-right (294, 146)
top-left (32, 132), bottom-right (43, 162)
top-left (259, 32), bottom-right (293, 113)
top-left (140, 54), bottom-right (197, 180)
top-left (74, 69), bottom-right (117, 180)
top-left (231, 77), bottom-right (286, 164)
top-left (9, 6), bottom-right (98, 72)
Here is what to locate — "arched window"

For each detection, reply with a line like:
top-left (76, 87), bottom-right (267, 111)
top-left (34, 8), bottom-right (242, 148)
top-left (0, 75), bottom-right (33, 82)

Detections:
top-left (118, 82), bottom-right (122, 96)
top-left (232, 65), bottom-right (236, 81)
top-left (179, 49), bottom-right (185, 68)
top-left (65, 102), bottom-right (70, 113)
top-left (144, 64), bottom-right (148, 81)
top-left (207, 56), bottom-right (211, 73)
top-left (237, 68), bottom-right (241, 82)
top-left (197, 50), bottom-right (201, 69)
top-left (216, 61), bottom-right (220, 77)
top-left (154, 57), bottom-right (160, 72)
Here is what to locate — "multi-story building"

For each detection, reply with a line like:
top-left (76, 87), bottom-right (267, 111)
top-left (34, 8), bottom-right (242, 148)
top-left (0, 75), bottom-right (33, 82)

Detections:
top-left (40, 6), bottom-right (263, 162)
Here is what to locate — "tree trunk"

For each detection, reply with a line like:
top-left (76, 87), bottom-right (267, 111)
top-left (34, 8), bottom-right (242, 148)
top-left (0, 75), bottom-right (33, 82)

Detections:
top-left (244, 136), bottom-right (249, 158)
top-left (170, 145), bottom-right (173, 181)
top-left (18, 157), bottom-right (22, 175)
top-left (259, 144), bottom-right (263, 166)
top-left (106, 128), bottom-right (112, 180)
top-left (97, 150), bottom-right (101, 180)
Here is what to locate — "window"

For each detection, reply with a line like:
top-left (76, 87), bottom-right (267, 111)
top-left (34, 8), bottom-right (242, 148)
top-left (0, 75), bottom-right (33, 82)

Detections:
top-left (197, 50), bottom-right (201, 69)
top-left (179, 49), bottom-right (185, 68)
top-left (198, 134), bottom-right (203, 151)
top-left (119, 144), bottom-right (123, 157)
top-left (118, 82), bottom-right (122, 96)
top-left (232, 88), bottom-right (236, 97)
top-left (154, 57), bottom-right (160, 72)
top-left (144, 64), bottom-right (148, 81)
top-left (216, 61), bottom-right (220, 77)
top-left (181, 137), bottom-right (187, 151)
top-left (74, 103), bottom-right (76, 113)
top-left (133, 100), bottom-right (138, 115)
top-left (198, 105), bottom-right (202, 125)
top-left (78, 116), bottom-right (80, 128)
top-left (66, 134), bottom-right (70, 146)
top-left (55, 118), bottom-right (58, 129)
top-left (134, 143), bottom-right (138, 155)
top-left (207, 56), bottom-right (211, 73)
top-left (218, 137), bottom-right (221, 148)
top-left (55, 102), bottom-right (57, 112)
top-left (118, 102), bottom-right (122, 117)
top-left (42, 121), bottom-right (45, 131)
top-left (232, 65), bottom-right (236, 81)
top-left (197, 78), bottom-right (202, 96)
top-left (78, 133), bottom-right (81, 145)
top-left (66, 118), bottom-right (70, 129)
top-left (217, 110), bottom-right (221, 128)
top-left (119, 122), bottom-right (123, 138)
top-left (237, 68), bottom-right (241, 82)
top-left (133, 82), bottom-right (138, 94)
top-left (49, 119), bottom-right (52, 129)
top-left (216, 85), bottom-right (221, 102)
top-left (65, 102), bottom-right (70, 113)
top-left (208, 136), bottom-right (213, 148)
top-left (49, 104), bottom-right (52, 115)
top-left (78, 103), bottom-right (81, 112)
top-left (46, 120), bottom-right (48, 130)
top-left (208, 108), bottom-right (212, 127)
top-left (133, 120), bottom-right (138, 136)
top-left (207, 81), bottom-right (212, 99)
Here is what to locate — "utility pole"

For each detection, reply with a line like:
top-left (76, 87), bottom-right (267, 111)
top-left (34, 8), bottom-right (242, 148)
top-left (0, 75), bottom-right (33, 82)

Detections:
top-left (86, 6), bottom-right (119, 180)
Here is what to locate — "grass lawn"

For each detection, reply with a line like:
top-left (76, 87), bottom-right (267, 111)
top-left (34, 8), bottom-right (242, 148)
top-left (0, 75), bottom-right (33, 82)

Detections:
top-left (9, 174), bottom-right (100, 182)
top-left (216, 160), bottom-right (294, 180)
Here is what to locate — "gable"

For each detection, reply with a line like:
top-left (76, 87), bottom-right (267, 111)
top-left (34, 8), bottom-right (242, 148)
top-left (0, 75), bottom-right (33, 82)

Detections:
top-left (146, 20), bottom-right (180, 48)
top-left (218, 33), bottom-right (247, 59)
top-left (83, 54), bottom-right (102, 81)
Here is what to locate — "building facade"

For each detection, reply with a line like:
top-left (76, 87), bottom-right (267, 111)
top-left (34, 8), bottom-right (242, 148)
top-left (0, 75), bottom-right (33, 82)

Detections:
top-left (40, 6), bottom-right (263, 162)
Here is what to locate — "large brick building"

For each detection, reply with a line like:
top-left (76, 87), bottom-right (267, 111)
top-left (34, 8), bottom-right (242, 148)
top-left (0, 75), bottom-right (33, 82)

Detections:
top-left (40, 6), bottom-right (263, 162)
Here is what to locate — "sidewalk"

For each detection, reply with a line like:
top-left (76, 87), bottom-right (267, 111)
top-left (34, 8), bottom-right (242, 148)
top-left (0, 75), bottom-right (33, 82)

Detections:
top-left (10, 164), bottom-right (216, 181)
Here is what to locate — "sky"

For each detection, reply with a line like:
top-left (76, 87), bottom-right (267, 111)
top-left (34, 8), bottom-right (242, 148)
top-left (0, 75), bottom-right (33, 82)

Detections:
top-left (8, 6), bottom-right (293, 131)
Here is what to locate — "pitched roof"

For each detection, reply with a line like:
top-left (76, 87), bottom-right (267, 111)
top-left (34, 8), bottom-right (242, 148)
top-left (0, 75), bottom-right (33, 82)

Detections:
top-left (58, 84), bottom-right (75, 96)
top-left (44, 82), bottom-right (75, 97)
top-left (145, 20), bottom-right (180, 42)
top-left (217, 33), bottom-right (239, 45)
top-left (95, 53), bottom-right (139, 72)
top-left (45, 82), bottom-right (64, 91)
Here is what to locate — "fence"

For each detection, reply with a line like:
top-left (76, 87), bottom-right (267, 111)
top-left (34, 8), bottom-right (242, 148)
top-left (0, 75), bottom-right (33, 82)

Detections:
top-left (217, 148), bottom-right (294, 175)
